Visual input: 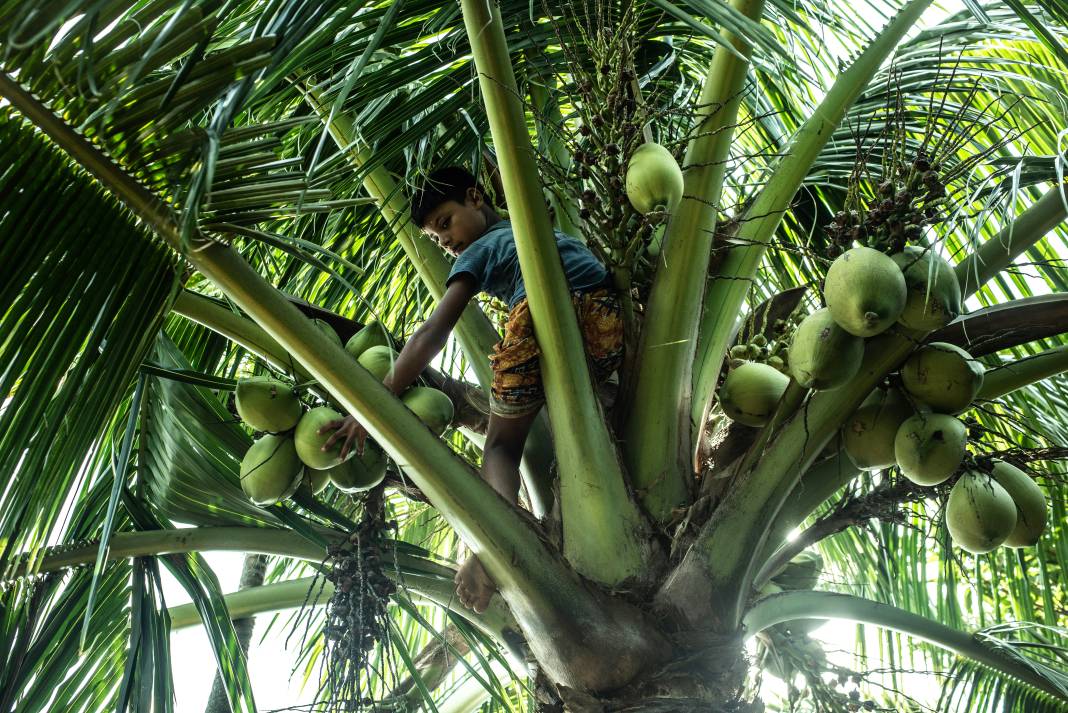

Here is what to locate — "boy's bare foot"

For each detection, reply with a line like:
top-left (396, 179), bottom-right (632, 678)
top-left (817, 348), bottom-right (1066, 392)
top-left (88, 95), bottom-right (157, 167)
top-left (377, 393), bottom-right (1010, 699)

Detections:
top-left (454, 554), bottom-right (497, 613)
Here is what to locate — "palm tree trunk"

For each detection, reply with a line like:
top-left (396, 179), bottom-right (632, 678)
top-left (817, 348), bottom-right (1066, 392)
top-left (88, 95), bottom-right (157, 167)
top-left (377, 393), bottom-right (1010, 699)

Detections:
top-left (204, 554), bottom-right (267, 713)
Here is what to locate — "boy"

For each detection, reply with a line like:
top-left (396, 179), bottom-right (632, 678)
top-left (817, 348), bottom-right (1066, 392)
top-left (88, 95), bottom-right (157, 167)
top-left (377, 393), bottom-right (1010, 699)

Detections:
top-left (320, 166), bottom-right (623, 613)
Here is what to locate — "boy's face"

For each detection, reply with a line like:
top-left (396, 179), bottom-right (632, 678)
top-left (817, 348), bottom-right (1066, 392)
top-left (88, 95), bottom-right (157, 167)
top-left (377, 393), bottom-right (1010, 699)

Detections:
top-left (421, 187), bottom-right (487, 257)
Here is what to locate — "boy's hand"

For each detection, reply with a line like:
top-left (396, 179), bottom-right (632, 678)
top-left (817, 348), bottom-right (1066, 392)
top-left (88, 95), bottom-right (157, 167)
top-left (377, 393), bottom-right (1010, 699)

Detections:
top-left (318, 415), bottom-right (367, 460)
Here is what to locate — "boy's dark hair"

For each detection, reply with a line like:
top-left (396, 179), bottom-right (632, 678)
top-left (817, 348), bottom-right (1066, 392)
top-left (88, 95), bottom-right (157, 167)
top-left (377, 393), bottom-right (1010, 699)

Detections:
top-left (410, 166), bottom-right (493, 227)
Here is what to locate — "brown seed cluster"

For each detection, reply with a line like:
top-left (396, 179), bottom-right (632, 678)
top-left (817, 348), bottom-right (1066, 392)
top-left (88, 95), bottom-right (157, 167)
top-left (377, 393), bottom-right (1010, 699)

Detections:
top-left (825, 152), bottom-right (947, 258)
top-left (319, 488), bottom-right (398, 710)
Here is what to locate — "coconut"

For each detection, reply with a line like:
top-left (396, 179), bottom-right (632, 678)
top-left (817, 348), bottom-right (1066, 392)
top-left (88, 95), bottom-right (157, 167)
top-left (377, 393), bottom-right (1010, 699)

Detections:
top-left (625, 142), bottom-right (684, 214)
top-left (788, 308), bottom-right (864, 390)
top-left (358, 345), bottom-right (400, 381)
top-left (235, 376), bottom-right (303, 433)
top-left (989, 460), bottom-right (1047, 547)
top-left (900, 342), bottom-right (983, 414)
top-left (328, 442), bottom-right (387, 493)
top-left (894, 413), bottom-right (967, 486)
top-left (303, 467), bottom-right (330, 495)
top-left (719, 361), bottom-right (789, 427)
top-left (240, 434), bottom-right (304, 505)
top-left (824, 246), bottom-right (907, 337)
top-left (946, 470), bottom-right (1017, 553)
top-left (313, 318), bottom-right (343, 347)
top-left (345, 321), bottom-right (393, 360)
top-left (842, 388), bottom-right (914, 470)
top-left (294, 406), bottom-right (353, 470)
top-left (402, 387), bottom-right (455, 436)
top-left (771, 550), bottom-right (823, 591)
top-left (891, 247), bottom-right (962, 330)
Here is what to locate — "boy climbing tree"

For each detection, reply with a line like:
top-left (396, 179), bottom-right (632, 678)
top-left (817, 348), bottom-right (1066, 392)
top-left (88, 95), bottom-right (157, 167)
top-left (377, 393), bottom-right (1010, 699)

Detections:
top-left (320, 166), bottom-right (624, 612)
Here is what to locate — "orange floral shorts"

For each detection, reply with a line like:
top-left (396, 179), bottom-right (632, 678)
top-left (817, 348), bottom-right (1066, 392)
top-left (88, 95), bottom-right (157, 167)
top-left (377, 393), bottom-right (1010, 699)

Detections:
top-left (489, 288), bottom-right (624, 417)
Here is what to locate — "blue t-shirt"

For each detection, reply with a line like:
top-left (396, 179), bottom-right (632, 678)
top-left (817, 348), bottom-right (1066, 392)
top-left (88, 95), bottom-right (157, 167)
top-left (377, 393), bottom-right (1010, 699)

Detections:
top-left (446, 220), bottom-right (607, 309)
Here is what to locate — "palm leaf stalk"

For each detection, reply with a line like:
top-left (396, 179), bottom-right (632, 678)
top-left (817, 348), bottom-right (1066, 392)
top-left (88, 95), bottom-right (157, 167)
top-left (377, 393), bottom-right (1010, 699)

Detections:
top-left (301, 86), bottom-right (555, 516)
top-left (459, 0), bottom-right (654, 587)
top-left (745, 591), bottom-right (1068, 701)
top-left (622, 0), bottom-right (765, 521)
top-left (301, 86), bottom-right (499, 391)
top-left (980, 345), bottom-right (1068, 400)
top-left (11, 527), bottom-right (520, 647)
top-left (0, 68), bottom-right (668, 693)
top-left (689, 0), bottom-right (935, 440)
top-left (168, 577), bottom-right (519, 652)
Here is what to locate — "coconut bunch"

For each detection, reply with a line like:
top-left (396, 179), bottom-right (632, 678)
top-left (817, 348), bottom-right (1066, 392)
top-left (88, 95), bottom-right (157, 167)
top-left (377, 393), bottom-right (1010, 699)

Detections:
top-left (713, 151), bottom-right (1048, 553)
top-left (235, 320), bottom-right (456, 506)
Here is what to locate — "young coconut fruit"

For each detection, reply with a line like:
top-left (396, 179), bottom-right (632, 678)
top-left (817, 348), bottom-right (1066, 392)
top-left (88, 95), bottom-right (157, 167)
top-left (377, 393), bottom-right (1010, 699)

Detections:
top-left (891, 247), bottom-right (962, 330)
top-left (719, 361), bottom-right (790, 427)
top-left (345, 320), bottom-right (393, 360)
top-left (625, 142), bottom-right (684, 214)
top-left (788, 308), bottom-right (864, 390)
top-left (327, 442), bottom-right (387, 493)
top-left (312, 318), bottom-right (343, 347)
top-left (235, 376), bottom-right (303, 433)
top-left (946, 470), bottom-right (1017, 553)
top-left (988, 460), bottom-right (1047, 547)
top-left (824, 246), bottom-right (907, 337)
top-left (302, 467), bottom-right (330, 496)
top-left (894, 413), bottom-right (968, 486)
top-left (900, 342), bottom-right (983, 414)
top-left (358, 345), bottom-right (400, 381)
top-left (294, 406), bottom-right (354, 470)
top-left (842, 388), bottom-right (914, 470)
top-left (401, 387), bottom-right (455, 436)
top-left (770, 550), bottom-right (823, 591)
top-left (240, 434), bottom-right (304, 506)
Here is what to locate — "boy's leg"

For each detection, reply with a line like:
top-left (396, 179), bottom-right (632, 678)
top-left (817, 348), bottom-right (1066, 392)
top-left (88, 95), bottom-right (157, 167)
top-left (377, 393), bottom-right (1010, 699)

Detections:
top-left (455, 410), bottom-right (538, 613)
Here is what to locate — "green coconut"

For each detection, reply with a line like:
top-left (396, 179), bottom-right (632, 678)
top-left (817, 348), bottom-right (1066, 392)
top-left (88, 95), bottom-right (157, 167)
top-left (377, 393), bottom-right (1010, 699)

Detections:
top-left (302, 467), bottom-right (330, 496)
top-left (719, 361), bottom-right (790, 427)
top-left (842, 388), bottom-right (914, 470)
top-left (358, 345), bottom-right (400, 381)
top-left (946, 470), bottom-right (1017, 553)
top-left (894, 413), bottom-right (968, 486)
top-left (900, 342), bottom-right (984, 414)
top-left (891, 247), bottom-right (962, 330)
top-left (402, 387), bottom-right (455, 436)
top-left (824, 246), bottom-right (908, 337)
top-left (625, 142), bottom-right (684, 214)
top-left (345, 321), bottom-right (394, 360)
top-left (294, 406), bottom-right (353, 470)
top-left (788, 308), bottom-right (864, 390)
top-left (240, 434), bottom-right (304, 506)
top-left (989, 460), bottom-right (1047, 547)
top-left (771, 550), bottom-right (823, 591)
top-left (235, 376), bottom-right (303, 433)
top-left (313, 318), bottom-right (343, 347)
top-left (327, 442), bottom-right (388, 493)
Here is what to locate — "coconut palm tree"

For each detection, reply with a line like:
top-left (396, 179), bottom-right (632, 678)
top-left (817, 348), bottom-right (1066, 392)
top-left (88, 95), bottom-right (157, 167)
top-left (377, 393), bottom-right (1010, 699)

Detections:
top-left (1, 0), bottom-right (1067, 711)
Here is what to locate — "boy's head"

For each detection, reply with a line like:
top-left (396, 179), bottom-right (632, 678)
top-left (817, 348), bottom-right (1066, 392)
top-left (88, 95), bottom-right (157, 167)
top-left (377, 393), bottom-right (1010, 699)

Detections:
top-left (410, 167), bottom-right (495, 256)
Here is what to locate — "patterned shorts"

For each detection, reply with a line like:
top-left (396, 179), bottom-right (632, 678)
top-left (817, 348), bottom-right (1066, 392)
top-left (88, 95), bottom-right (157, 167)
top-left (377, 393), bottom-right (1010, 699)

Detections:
top-left (489, 288), bottom-right (624, 418)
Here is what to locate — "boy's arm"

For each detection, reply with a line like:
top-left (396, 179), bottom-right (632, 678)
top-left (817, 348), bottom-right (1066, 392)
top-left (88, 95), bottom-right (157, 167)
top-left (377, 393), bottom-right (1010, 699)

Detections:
top-left (383, 274), bottom-right (478, 395)
top-left (321, 274), bottom-right (478, 458)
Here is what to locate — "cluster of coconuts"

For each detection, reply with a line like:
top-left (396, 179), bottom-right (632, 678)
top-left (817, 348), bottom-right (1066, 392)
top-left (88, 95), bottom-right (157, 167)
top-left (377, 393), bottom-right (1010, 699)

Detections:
top-left (718, 241), bottom-right (1048, 554)
top-left (236, 320), bottom-right (455, 506)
